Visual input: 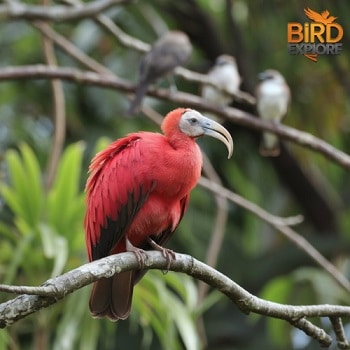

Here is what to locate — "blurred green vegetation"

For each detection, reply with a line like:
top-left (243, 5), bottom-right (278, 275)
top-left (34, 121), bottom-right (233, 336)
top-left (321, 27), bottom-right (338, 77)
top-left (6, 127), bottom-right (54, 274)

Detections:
top-left (0, 0), bottom-right (350, 349)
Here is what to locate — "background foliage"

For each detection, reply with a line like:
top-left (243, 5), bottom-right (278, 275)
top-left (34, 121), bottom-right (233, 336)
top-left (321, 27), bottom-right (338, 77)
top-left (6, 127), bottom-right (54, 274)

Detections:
top-left (0, 0), bottom-right (350, 349)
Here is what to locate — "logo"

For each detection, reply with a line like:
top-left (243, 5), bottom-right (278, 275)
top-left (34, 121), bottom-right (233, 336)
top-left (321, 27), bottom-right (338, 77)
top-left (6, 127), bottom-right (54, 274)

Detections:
top-left (287, 8), bottom-right (343, 62)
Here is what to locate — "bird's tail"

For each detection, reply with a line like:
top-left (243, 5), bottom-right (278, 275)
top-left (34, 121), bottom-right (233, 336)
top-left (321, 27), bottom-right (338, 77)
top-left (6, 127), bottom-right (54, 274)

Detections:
top-left (127, 82), bottom-right (149, 116)
top-left (89, 271), bottom-right (134, 321)
top-left (260, 131), bottom-right (280, 157)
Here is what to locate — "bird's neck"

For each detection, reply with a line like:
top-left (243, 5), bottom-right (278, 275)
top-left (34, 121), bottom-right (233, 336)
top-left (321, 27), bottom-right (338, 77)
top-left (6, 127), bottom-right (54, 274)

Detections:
top-left (160, 134), bottom-right (202, 198)
top-left (169, 134), bottom-right (202, 172)
top-left (167, 133), bottom-right (197, 153)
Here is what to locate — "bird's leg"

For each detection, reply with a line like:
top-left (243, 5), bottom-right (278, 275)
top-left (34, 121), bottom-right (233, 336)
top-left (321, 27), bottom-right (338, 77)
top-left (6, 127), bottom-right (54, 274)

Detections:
top-left (147, 238), bottom-right (176, 271)
top-left (125, 238), bottom-right (148, 269)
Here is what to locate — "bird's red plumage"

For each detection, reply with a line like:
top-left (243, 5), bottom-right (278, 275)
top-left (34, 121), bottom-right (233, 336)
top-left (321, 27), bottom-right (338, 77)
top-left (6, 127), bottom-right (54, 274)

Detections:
top-left (84, 108), bottom-right (203, 320)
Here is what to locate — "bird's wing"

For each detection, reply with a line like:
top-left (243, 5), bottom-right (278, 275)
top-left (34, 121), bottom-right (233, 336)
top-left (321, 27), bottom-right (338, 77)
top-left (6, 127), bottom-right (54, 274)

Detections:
top-left (321, 10), bottom-right (330, 19)
top-left (84, 134), bottom-right (155, 261)
top-left (304, 8), bottom-right (323, 22)
top-left (139, 46), bottom-right (186, 85)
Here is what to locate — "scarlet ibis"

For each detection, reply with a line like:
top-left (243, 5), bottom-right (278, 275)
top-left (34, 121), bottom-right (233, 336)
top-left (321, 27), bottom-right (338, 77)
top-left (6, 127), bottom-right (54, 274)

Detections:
top-left (84, 108), bottom-right (233, 320)
top-left (256, 69), bottom-right (290, 157)
top-left (128, 31), bottom-right (192, 115)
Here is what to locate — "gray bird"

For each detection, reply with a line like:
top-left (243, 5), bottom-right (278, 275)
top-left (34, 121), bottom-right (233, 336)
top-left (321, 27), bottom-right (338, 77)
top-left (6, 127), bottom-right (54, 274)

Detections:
top-left (256, 69), bottom-right (290, 157)
top-left (128, 31), bottom-right (192, 115)
top-left (201, 55), bottom-right (241, 110)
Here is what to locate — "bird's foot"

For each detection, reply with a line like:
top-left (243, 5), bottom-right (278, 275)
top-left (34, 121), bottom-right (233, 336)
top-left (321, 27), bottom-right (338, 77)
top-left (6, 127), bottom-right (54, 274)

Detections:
top-left (147, 238), bottom-right (176, 271)
top-left (126, 239), bottom-right (148, 269)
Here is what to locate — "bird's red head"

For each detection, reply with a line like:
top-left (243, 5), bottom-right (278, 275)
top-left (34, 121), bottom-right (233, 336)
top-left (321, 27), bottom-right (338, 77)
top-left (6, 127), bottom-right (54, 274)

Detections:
top-left (161, 107), bottom-right (188, 137)
top-left (161, 108), bottom-right (234, 158)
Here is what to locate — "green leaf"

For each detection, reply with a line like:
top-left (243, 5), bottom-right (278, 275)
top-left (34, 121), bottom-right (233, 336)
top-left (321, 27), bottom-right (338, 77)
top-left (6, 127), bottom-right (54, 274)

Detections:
top-left (259, 276), bottom-right (293, 347)
top-left (0, 186), bottom-right (25, 223)
top-left (3, 233), bottom-right (33, 285)
top-left (0, 329), bottom-right (11, 350)
top-left (93, 136), bottom-right (111, 154)
top-left (20, 143), bottom-right (44, 223)
top-left (293, 267), bottom-right (350, 304)
top-left (52, 288), bottom-right (93, 350)
top-left (196, 289), bottom-right (223, 316)
top-left (260, 275), bottom-right (292, 304)
top-left (47, 141), bottom-right (85, 235)
top-left (135, 272), bottom-right (201, 350)
top-left (39, 224), bottom-right (68, 277)
top-left (163, 272), bottom-right (198, 310)
top-left (1, 144), bottom-right (43, 228)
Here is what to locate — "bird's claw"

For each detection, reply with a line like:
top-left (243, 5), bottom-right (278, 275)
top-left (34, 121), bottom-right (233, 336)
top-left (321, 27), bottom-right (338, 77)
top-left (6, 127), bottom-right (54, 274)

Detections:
top-left (147, 238), bottom-right (176, 271)
top-left (133, 248), bottom-right (148, 270)
top-left (126, 239), bottom-right (148, 269)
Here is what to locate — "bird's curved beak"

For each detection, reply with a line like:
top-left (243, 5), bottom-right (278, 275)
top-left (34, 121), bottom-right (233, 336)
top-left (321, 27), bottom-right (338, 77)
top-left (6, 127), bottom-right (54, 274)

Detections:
top-left (200, 116), bottom-right (234, 159)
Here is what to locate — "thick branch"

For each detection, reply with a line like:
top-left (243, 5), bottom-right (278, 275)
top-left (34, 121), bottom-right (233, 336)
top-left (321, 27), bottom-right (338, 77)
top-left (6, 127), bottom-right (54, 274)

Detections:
top-left (0, 252), bottom-right (349, 348)
top-left (0, 65), bottom-right (349, 170)
top-left (0, 0), bottom-right (131, 21)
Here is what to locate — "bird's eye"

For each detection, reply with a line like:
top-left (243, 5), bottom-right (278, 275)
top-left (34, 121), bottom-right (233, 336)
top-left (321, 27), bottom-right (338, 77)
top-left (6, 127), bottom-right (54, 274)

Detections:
top-left (189, 118), bottom-right (198, 125)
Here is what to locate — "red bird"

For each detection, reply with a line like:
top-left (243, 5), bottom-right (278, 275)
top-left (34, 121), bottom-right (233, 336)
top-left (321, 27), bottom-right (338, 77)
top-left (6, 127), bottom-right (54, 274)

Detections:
top-left (84, 108), bottom-right (233, 321)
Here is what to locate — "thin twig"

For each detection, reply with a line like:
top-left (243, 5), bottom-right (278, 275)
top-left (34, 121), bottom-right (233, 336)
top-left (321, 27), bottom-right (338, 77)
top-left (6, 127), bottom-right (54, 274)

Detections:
top-left (197, 154), bottom-right (229, 347)
top-left (175, 66), bottom-right (256, 105)
top-left (32, 22), bottom-right (112, 75)
top-left (199, 177), bottom-right (350, 293)
top-left (330, 317), bottom-right (350, 350)
top-left (140, 105), bottom-right (164, 125)
top-left (60, 0), bottom-right (150, 52)
top-left (289, 317), bottom-right (332, 347)
top-left (198, 154), bottom-right (228, 302)
top-left (34, 11), bottom-right (66, 190)
top-left (276, 225), bottom-right (350, 293)
top-left (199, 177), bottom-right (304, 227)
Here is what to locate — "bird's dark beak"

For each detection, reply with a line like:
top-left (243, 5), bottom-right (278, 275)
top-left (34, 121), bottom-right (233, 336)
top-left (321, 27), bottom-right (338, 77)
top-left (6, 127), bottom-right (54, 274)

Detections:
top-left (258, 71), bottom-right (272, 81)
top-left (200, 116), bottom-right (234, 159)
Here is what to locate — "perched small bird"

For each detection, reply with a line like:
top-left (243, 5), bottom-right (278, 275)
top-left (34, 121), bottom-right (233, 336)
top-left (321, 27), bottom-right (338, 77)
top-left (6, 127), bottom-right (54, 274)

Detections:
top-left (256, 69), bottom-right (290, 157)
top-left (201, 55), bottom-right (241, 117)
top-left (84, 108), bottom-right (233, 321)
top-left (128, 31), bottom-right (192, 115)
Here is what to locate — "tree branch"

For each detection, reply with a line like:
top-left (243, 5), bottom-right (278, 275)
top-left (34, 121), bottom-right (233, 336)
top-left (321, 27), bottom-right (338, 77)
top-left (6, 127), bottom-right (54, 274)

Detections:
top-left (0, 0), bottom-right (131, 21)
top-left (198, 155), bottom-right (229, 302)
top-left (199, 177), bottom-right (304, 227)
top-left (330, 317), bottom-right (350, 350)
top-left (33, 21), bottom-right (112, 75)
top-left (61, 0), bottom-right (254, 104)
top-left (61, 0), bottom-right (150, 52)
top-left (34, 17), bottom-right (67, 190)
top-left (0, 251), bottom-right (349, 348)
top-left (199, 177), bottom-right (350, 293)
top-left (0, 65), bottom-right (349, 170)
